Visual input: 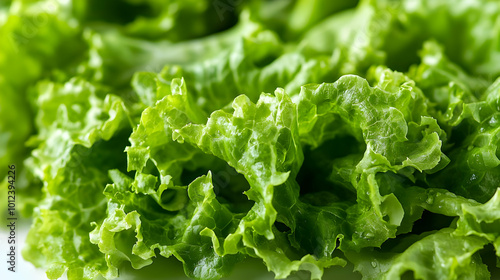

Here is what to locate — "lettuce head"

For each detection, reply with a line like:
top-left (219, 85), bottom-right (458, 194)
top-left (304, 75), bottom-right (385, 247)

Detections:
top-left (1, 0), bottom-right (500, 279)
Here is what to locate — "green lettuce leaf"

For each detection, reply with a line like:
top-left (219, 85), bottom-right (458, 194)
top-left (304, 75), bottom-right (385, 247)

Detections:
top-left (348, 229), bottom-right (490, 280)
top-left (4, 0), bottom-right (500, 279)
top-left (22, 76), bottom-right (133, 279)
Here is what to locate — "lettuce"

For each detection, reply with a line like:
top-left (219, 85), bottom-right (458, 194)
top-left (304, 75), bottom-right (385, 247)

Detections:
top-left (1, 0), bottom-right (500, 279)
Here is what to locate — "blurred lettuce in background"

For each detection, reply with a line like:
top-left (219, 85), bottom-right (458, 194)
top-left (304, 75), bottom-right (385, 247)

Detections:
top-left (1, 0), bottom-right (500, 279)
